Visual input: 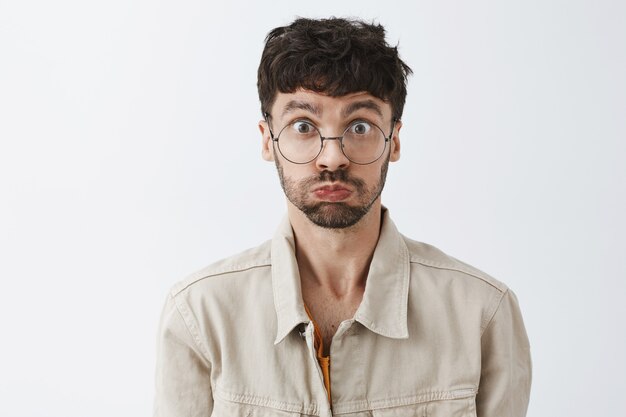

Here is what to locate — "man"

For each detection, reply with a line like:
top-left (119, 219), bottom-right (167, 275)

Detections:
top-left (154, 17), bottom-right (532, 417)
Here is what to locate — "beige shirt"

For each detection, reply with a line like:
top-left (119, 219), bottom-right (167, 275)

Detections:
top-left (154, 210), bottom-right (532, 417)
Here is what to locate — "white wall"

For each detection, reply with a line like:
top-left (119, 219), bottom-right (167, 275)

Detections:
top-left (1, 1), bottom-right (624, 415)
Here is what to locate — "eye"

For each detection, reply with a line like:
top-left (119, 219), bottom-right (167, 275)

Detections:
top-left (292, 121), bottom-right (315, 134)
top-left (349, 121), bottom-right (372, 135)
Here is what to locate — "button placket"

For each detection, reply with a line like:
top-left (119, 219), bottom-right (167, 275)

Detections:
top-left (303, 322), bottom-right (333, 417)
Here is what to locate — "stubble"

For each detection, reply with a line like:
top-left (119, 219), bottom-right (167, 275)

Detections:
top-left (275, 156), bottom-right (390, 229)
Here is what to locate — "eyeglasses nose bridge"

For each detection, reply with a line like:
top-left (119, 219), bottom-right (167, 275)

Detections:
top-left (319, 135), bottom-right (345, 153)
top-left (320, 135), bottom-right (343, 142)
top-left (320, 135), bottom-right (344, 149)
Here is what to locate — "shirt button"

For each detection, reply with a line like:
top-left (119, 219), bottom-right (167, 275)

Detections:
top-left (297, 323), bottom-right (307, 339)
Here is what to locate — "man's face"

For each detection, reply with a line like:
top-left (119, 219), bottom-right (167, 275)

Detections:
top-left (259, 89), bottom-right (401, 229)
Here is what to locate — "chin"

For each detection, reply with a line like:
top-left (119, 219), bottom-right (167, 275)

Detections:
top-left (302, 202), bottom-right (370, 229)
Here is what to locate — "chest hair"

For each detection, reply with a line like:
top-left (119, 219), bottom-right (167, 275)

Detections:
top-left (303, 289), bottom-right (362, 356)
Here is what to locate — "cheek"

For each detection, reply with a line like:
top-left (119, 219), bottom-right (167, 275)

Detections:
top-left (278, 164), bottom-right (317, 181)
top-left (359, 164), bottom-right (386, 182)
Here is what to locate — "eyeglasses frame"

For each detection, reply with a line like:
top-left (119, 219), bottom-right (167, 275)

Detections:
top-left (264, 112), bottom-right (398, 165)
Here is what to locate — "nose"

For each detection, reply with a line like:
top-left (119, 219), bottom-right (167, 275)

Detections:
top-left (315, 137), bottom-right (350, 171)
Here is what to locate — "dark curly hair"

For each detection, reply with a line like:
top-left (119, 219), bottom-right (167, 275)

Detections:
top-left (257, 17), bottom-right (413, 120)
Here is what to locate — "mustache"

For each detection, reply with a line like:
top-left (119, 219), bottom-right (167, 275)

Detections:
top-left (301, 169), bottom-right (366, 189)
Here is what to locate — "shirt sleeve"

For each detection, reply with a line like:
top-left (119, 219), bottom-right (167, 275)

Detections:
top-left (476, 289), bottom-right (532, 417)
top-left (154, 293), bottom-right (213, 417)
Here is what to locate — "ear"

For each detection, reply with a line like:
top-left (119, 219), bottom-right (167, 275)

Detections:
top-left (389, 120), bottom-right (402, 162)
top-left (259, 120), bottom-right (275, 161)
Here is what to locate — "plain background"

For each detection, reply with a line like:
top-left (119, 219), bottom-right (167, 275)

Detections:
top-left (1, 0), bottom-right (624, 415)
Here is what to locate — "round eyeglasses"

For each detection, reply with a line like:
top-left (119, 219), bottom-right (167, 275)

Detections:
top-left (266, 115), bottom-right (397, 165)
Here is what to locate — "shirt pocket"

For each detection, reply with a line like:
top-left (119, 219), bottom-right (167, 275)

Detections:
top-left (212, 388), bottom-right (316, 417)
top-left (426, 389), bottom-right (476, 417)
top-left (371, 389), bottom-right (476, 417)
top-left (371, 403), bottom-right (427, 417)
top-left (425, 395), bottom-right (476, 417)
top-left (212, 398), bottom-right (304, 417)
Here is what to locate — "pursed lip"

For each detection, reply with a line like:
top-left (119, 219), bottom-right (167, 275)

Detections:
top-left (313, 183), bottom-right (351, 192)
top-left (312, 183), bottom-right (353, 201)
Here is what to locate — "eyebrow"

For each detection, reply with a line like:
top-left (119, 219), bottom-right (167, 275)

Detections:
top-left (342, 100), bottom-right (384, 118)
top-left (279, 98), bottom-right (384, 120)
top-left (281, 100), bottom-right (322, 118)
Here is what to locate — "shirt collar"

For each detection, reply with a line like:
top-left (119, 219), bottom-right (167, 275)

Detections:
top-left (271, 216), bottom-right (310, 345)
top-left (353, 208), bottom-right (410, 339)
top-left (272, 208), bottom-right (410, 345)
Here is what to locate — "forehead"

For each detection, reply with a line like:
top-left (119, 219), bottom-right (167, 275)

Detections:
top-left (270, 89), bottom-right (392, 122)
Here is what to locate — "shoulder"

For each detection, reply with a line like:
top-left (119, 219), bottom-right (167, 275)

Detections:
top-left (169, 239), bottom-right (273, 297)
top-left (401, 235), bottom-right (514, 334)
top-left (402, 234), bottom-right (508, 294)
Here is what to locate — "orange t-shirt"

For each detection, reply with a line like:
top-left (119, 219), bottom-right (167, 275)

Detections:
top-left (303, 304), bottom-right (331, 403)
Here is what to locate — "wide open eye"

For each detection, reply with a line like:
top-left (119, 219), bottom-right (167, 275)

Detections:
top-left (348, 121), bottom-right (372, 135)
top-left (292, 121), bottom-right (316, 135)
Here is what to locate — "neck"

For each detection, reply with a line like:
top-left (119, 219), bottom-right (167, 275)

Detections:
top-left (287, 200), bottom-right (383, 298)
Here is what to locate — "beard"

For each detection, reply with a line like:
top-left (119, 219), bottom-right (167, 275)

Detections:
top-left (275, 156), bottom-right (390, 229)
